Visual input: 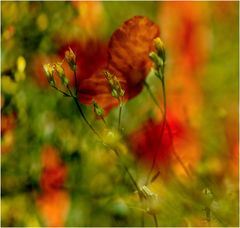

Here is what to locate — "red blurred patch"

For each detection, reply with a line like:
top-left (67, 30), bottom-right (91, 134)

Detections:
top-left (1, 113), bottom-right (16, 134)
top-left (128, 115), bottom-right (185, 168)
top-left (58, 40), bottom-right (108, 80)
top-left (1, 113), bottom-right (17, 154)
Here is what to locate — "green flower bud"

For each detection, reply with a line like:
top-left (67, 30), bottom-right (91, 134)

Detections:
top-left (93, 100), bottom-right (104, 117)
top-left (149, 52), bottom-right (163, 68)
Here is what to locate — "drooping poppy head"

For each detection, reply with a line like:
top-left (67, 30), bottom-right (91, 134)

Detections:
top-left (78, 16), bottom-right (160, 114)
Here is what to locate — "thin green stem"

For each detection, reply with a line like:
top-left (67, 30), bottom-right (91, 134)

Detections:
top-left (145, 76), bottom-right (191, 179)
top-left (73, 68), bottom-right (78, 95)
top-left (145, 77), bottom-right (167, 185)
top-left (66, 85), bottom-right (141, 196)
top-left (67, 85), bottom-right (102, 140)
top-left (105, 144), bottom-right (141, 194)
top-left (144, 81), bottom-right (163, 113)
top-left (51, 85), bottom-right (71, 97)
top-left (117, 97), bottom-right (123, 131)
top-left (101, 116), bottom-right (108, 128)
top-left (153, 214), bottom-right (158, 227)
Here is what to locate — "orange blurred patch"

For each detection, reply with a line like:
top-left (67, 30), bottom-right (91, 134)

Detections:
top-left (37, 190), bottom-right (70, 227)
top-left (72, 1), bottom-right (104, 38)
top-left (159, 1), bottom-right (210, 73)
top-left (37, 145), bottom-right (70, 226)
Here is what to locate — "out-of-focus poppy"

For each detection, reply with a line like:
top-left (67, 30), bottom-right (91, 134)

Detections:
top-left (128, 114), bottom-right (186, 169)
top-left (1, 113), bottom-right (17, 154)
top-left (158, 1), bottom-right (210, 73)
top-left (78, 16), bottom-right (159, 113)
top-left (58, 40), bottom-right (108, 82)
top-left (71, 1), bottom-right (105, 38)
top-left (37, 190), bottom-right (70, 227)
top-left (37, 145), bottom-right (69, 227)
top-left (129, 110), bottom-right (202, 178)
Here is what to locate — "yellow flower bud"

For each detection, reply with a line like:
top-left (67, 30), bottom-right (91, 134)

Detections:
top-left (65, 48), bottom-right (76, 71)
top-left (43, 64), bottom-right (55, 86)
top-left (154, 37), bottom-right (165, 62)
top-left (54, 63), bottom-right (69, 86)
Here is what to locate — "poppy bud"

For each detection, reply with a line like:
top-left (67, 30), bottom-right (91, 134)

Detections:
top-left (54, 63), bottom-right (69, 86)
top-left (149, 52), bottom-right (163, 68)
top-left (65, 48), bottom-right (76, 72)
top-left (104, 71), bottom-right (125, 99)
top-left (92, 100), bottom-right (104, 117)
top-left (43, 64), bottom-right (55, 86)
top-left (154, 37), bottom-right (166, 62)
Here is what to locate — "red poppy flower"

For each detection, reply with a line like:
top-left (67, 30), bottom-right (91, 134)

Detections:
top-left (34, 16), bottom-right (159, 114)
top-left (78, 16), bottom-right (160, 113)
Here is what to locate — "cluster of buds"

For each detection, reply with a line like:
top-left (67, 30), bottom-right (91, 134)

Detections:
top-left (43, 48), bottom-right (77, 88)
top-left (104, 71), bottom-right (125, 99)
top-left (149, 37), bottom-right (166, 80)
top-left (43, 62), bottom-right (69, 87)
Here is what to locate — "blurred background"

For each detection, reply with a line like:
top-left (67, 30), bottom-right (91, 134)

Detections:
top-left (1, 1), bottom-right (239, 227)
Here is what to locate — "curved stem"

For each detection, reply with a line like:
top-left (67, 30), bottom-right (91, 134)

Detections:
top-left (101, 116), bottom-right (108, 128)
top-left (146, 77), bottom-right (167, 185)
top-left (144, 81), bottom-right (163, 112)
top-left (145, 76), bottom-right (191, 180)
top-left (117, 97), bottom-right (123, 131)
top-left (153, 214), bottom-right (158, 227)
top-left (67, 85), bottom-right (102, 140)
top-left (51, 85), bottom-right (71, 97)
